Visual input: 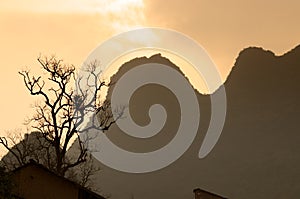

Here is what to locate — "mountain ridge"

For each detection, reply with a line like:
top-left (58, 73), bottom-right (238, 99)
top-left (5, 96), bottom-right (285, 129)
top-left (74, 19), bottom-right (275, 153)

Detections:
top-left (108, 44), bottom-right (300, 95)
top-left (95, 43), bottom-right (300, 199)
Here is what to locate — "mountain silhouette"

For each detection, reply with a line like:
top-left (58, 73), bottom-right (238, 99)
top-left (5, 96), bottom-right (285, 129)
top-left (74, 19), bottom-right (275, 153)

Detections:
top-left (3, 45), bottom-right (299, 199)
top-left (0, 132), bottom-right (56, 170)
top-left (87, 45), bottom-right (300, 199)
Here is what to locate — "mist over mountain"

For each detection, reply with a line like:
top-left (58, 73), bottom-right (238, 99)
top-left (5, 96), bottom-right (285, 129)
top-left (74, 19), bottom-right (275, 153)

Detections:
top-left (90, 45), bottom-right (300, 199)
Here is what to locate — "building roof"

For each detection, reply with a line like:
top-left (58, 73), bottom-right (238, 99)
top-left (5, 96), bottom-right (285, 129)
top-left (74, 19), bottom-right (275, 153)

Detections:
top-left (12, 160), bottom-right (105, 199)
top-left (193, 188), bottom-right (227, 199)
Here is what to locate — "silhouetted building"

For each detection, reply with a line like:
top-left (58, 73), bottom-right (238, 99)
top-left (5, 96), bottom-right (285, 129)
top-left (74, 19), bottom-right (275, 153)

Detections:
top-left (193, 188), bottom-right (227, 199)
top-left (11, 161), bottom-right (104, 199)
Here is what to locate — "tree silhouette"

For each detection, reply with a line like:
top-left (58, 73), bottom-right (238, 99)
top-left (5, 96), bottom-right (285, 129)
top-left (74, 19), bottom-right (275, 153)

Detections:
top-left (0, 56), bottom-right (123, 179)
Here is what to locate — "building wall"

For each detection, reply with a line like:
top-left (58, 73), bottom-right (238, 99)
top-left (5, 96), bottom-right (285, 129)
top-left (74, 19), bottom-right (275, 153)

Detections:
top-left (13, 165), bottom-right (78, 199)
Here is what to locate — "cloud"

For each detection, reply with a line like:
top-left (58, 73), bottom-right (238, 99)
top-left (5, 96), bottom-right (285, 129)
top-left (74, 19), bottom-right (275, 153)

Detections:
top-left (0, 0), bottom-right (146, 32)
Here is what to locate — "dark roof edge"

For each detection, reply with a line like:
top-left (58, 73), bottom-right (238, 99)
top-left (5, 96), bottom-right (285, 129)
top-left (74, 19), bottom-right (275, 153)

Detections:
top-left (12, 160), bottom-right (105, 199)
top-left (193, 188), bottom-right (227, 198)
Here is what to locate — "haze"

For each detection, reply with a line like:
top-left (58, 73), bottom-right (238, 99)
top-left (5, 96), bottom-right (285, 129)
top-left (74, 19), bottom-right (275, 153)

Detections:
top-left (0, 0), bottom-right (300, 155)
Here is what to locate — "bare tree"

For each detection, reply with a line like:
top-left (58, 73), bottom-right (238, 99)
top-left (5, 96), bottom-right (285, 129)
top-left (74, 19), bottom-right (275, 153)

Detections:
top-left (0, 56), bottom-right (123, 180)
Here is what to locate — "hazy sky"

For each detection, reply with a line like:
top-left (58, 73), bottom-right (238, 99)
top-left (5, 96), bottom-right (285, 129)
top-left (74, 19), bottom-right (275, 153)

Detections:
top-left (0, 0), bottom-right (299, 153)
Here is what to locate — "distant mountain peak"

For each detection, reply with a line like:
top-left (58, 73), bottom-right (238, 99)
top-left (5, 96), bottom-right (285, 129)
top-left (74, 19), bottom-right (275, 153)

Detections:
top-left (238, 46), bottom-right (276, 58)
top-left (225, 44), bottom-right (300, 87)
top-left (108, 53), bottom-right (193, 91)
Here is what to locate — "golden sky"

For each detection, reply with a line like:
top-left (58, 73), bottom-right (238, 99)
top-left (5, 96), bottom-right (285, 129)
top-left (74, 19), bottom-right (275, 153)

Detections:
top-left (0, 0), bottom-right (299, 154)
